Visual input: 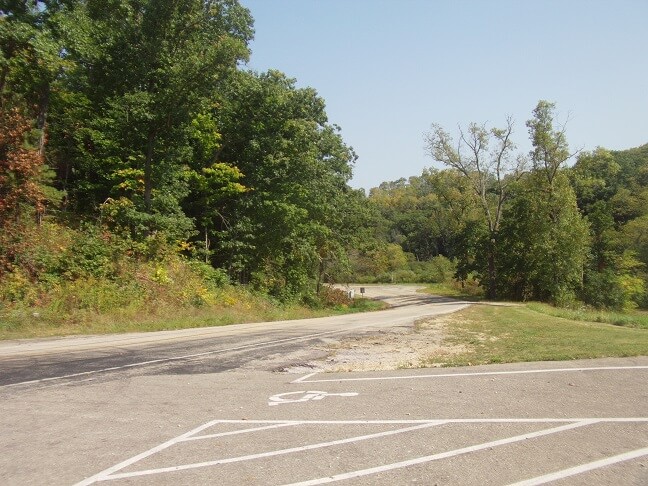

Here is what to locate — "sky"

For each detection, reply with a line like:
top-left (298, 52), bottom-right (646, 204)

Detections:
top-left (240, 0), bottom-right (648, 191)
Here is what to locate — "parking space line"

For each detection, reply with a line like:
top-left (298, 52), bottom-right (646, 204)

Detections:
top-left (296, 365), bottom-right (648, 383)
top-left (508, 446), bottom-right (648, 486)
top-left (98, 422), bottom-right (444, 482)
top-left (185, 422), bottom-right (302, 442)
top-left (74, 419), bottom-right (222, 486)
top-left (281, 420), bottom-right (599, 486)
top-left (75, 418), bottom-right (647, 485)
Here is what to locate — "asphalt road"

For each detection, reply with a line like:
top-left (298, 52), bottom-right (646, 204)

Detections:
top-left (0, 285), bottom-right (646, 485)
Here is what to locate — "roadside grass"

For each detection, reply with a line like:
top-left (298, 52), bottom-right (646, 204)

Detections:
top-left (0, 289), bottom-right (385, 341)
top-left (424, 282), bottom-right (648, 330)
top-left (421, 304), bottom-right (648, 367)
top-left (526, 302), bottom-right (648, 330)
top-left (422, 281), bottom-right (484, 300)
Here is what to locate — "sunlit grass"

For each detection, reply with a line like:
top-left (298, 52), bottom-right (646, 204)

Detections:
top-left (0, 289), bottom-right (385, 340)
top-left (421, 304), bottom-right (648, 367)
top-left (422, 281), bottom-right (484, 300)
top-left (526, 302), bottom-right (648, 330)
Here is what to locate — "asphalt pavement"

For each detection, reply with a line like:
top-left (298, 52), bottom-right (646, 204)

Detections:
top-left (0, 285), bottom-right (646, 485)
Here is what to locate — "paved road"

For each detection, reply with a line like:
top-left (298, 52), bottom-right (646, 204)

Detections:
top-left (0, 286), bottom-right (464, 387)
top-left (0, 286), bottom-right (646, 485)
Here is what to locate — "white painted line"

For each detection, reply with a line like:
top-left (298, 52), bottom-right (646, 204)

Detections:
top-left (282, 420), bottom-right (599, 486)
top-left (184, 422), bottom-right (301, 442)
top-left (297, 365), bottom-right (648, 383)
top-left (97, 422), bottom-right (445, 481)
top-left (212, 418), bottom-right (648, 425)
top-left (292, 372), bottom-right (318, 383)
top-left (508, 446), bottom-right (648, 485)
top-left (2, 328), bottom-right (364, 389)
top-left (74, 419), bottom-right (223, 485)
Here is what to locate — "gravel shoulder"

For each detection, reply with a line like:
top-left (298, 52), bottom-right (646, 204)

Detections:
top-left (251, 312), bottom-right (469, 374)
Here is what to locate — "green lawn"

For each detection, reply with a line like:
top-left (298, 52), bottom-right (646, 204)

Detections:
top-left (421, 303), bottom-right (648, 367)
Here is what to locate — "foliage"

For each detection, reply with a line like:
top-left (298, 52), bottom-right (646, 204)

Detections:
top-left (1, 0), bottom-right (647, 338)
top-left (0, 107), bottom-right (46, 226)
top-left (496, 172), bottom-right (590, 305)
top-left (213, 69), bottom-right (358, 299)
top-left (425, 118), bottom-right (526, 298)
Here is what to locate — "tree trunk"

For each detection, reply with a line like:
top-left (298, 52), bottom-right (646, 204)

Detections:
top-left (144, 131), bottom-right (155, 213)
top-left (36, 84), bottom-right (50, 156)
top-left (487, 237), bottom-right (497, 300)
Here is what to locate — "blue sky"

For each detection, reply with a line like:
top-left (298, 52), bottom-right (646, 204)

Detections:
top-left (240, 0), bottom-right (648, 191)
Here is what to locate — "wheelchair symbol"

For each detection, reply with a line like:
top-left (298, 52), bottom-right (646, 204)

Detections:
top-left (268, 390), bottom-right (358, 406)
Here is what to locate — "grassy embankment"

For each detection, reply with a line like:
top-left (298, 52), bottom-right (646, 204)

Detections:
top-left (0, 291), bottom-right (384, 341)
top-left (0, 221), bottom-right (386, 341)
top-left (421, 283), bottom-right (648, 366)
top-left (0, 291), bottom-right (384, 340)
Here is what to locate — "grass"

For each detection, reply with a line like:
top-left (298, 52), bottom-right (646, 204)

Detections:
top-left (526, 302), bottom-right (648, 330)
top-left (0, 289), bottom-right (386, 340)
top-left (421, 303), bottom-right (648, 367)
top-left (422, 281), bottom-right (484, 300)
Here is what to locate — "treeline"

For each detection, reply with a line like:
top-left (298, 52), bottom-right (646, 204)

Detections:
top-left (2, 2), bottom-right (647, 318)
top-left (360, 105), bottom-right (648, 310)
top-left (1, 0), bottom-right (369, 313)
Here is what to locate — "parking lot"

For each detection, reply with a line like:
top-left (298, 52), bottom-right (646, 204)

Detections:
top-left (70, 358), bottom-right (648, 485)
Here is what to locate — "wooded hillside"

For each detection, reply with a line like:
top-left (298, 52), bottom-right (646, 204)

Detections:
top-left (1, 1), bottom-right (647, 326)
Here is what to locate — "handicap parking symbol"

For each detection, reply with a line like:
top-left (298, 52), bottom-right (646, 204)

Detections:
top-left (268, 390), bottom-right (358, 406)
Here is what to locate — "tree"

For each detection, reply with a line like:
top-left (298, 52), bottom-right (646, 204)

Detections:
top-left (497, 172), bottom-right (589, 304)
top-left (424, 117), bottom-right (526, 298)
top-left (49, 0), bottom-right (254, 240)
top-left (0, 106), bottom-right (46, 226)
top-left (526, 100), bottom-right (574, 189)
top-left (494, 101), bottom-right (589, 305)
top-left (0, 0), bottom-right (71, 155)
top-left (214, 69), bottom-right (357, 299)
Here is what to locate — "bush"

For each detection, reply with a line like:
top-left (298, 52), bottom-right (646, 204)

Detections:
top-left (582, 269), bottom-right (645, 310)
top-left (304, 286), bottom-right (352, 308)
top-left (411, 255), bottom-right (456, 283)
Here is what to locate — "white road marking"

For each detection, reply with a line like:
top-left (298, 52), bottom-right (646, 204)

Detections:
top-left (74, 419), bottom-right (223, 486)
top-left (268, 390), bottom-right (358, 406)
top-left (74, 418), bottom-right (648, 484)
top-left (88, 422), bottom-right (444, 482)
top-left (508, 446), bottom-right (648, 485)
top-left (212, 418), bottom-right (648, 425)
top-left (2, 328), bottom-right (367, 388)
top-left (292, 372), bottom-right (318, 383)
top-left (282, 421), bottom-right (599, 486)
top-left (296, 365), bottom-right (648, 383)
top-left (184, 422), bottom-right (302, 442)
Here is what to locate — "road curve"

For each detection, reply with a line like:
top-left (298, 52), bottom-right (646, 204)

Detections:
top-left (0, 285), bottom-right (469, 387)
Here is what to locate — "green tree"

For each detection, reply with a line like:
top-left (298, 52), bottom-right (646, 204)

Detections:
top-left (494, 101), bottom-right (589, 305)
top-left (49, 0), bottom-right (254, 241)
top-left (497, 172), bottom-right (589, 304)
top-left (425, 117), bottom-right (526, 298)
top-left (0, 0), bottom-right (68, 152)
top-left (214, 70), bottom-right (357, 299)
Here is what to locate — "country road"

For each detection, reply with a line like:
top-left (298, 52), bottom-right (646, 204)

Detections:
top-left (1, 285), bottom-right (646, 486)
top-left (0, 285), bottom-right (466, 387)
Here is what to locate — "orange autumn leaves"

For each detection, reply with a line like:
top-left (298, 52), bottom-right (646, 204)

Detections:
top-left (0, 107), bottom-right (46, 226)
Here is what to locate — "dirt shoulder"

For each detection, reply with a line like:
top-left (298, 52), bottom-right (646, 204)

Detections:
top-left (255, 313), bottom-right (468, 374)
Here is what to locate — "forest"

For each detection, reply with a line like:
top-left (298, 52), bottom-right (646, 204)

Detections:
top-left (1, 0), bottom-right (647, 333)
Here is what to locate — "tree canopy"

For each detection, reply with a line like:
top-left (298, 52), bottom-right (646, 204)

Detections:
top-left (1, 2), bottom-right (647, 312)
